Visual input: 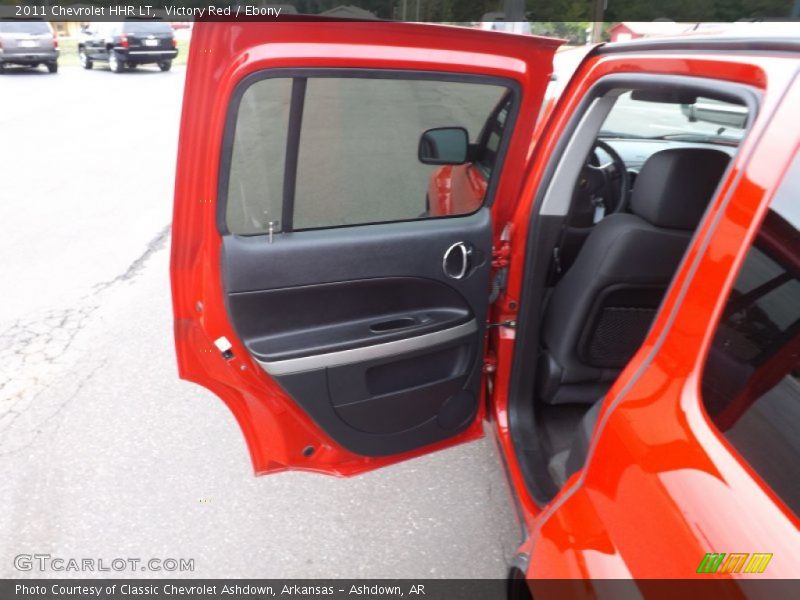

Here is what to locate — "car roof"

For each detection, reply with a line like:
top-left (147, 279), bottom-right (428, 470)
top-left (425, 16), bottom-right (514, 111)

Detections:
top-left (598, 36), bottom-right (800, 56)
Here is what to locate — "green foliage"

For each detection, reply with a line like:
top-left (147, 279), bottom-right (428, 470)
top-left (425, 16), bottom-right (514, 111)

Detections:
top-left (290, 1), bottom-right (395, 18)
top-left (526, 0), bottom-right (592, 20)
top-left (521, 0), bottom-right (795, 21)
top-left (408, 0), bottom-right (502, 21)
top-left (530, 21), bottom-right (591, 43)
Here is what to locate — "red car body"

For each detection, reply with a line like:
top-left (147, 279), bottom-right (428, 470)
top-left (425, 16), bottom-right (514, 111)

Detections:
top-left (171, 21), bottom-right (800, 581)
top-left (427, 164), bottom-right (487, 217)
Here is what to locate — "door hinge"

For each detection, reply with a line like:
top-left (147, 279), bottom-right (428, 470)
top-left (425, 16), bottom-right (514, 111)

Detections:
top-left (491, 222), bottom-right (512, 269)
top-left (490, 222), bottom-right (513, 305)
top-left (483, 354), bottom-right (498, 374)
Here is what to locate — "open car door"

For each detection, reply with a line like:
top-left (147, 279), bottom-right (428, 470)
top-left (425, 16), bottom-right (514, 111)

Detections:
top-left (171, 20), bottom-right (559, 476)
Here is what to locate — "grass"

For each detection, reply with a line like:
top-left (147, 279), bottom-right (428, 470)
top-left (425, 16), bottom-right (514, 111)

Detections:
top-left (57, 37), bottom-right (190, 68)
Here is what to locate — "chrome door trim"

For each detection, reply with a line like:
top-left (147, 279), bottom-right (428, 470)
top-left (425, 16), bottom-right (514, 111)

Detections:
top-left (257, 319), bottom-right (477, 376)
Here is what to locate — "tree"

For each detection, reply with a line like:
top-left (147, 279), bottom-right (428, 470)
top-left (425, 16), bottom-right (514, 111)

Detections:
top-left (530, 21), bottom-right (590, 44)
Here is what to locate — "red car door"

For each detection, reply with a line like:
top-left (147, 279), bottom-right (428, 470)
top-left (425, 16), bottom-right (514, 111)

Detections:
top-left (170, 20), bottom-right (559, 476)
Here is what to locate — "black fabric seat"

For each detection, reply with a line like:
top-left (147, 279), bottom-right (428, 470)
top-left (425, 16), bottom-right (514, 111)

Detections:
top-left (538, 147), bottom-right (731, 405)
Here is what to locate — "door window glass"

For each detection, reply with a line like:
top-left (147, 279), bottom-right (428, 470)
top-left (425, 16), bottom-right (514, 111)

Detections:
top-left (224, 74), bottom-right (511, 235)
top-left (226, 78), bottom-right (292, 236)
top-left (701, 162), bottom-right (800, 517)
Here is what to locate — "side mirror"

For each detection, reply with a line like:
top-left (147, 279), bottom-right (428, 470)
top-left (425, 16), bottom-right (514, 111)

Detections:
top-left (418, 127), bottom-right (469, 165)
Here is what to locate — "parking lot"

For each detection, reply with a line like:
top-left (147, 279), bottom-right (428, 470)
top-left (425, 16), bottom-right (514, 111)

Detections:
top-left (0, 65), bottom-right (520, 578)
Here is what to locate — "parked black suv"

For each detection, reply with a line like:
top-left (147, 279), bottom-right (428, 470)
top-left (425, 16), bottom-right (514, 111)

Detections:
top-left (79, 21), bottom-right (177, 73)
top-left (0, 20), bottom-right (59, 73)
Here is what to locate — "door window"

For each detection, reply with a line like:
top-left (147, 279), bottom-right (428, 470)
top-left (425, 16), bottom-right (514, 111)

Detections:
top-left (701, 163), bottom-right (800, 517)
top-left (222, 73), bottom-right (512, 235)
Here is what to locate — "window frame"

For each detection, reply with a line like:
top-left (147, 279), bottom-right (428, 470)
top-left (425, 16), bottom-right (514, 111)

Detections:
top-left (506, 72), bottom-right (759, 505)
top-left (217, 68), bottom-right (520, 236)
top-left (698, 153), bottom-right (800, 518)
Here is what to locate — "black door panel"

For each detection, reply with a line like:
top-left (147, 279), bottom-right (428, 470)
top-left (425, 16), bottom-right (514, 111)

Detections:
top-left (329, 342), bottom-right (473, 435)
top-left (277, 340), bottom-right (480, 455)
top-left (222, 209), bottom-right (491, 291)
top-left (227, 278), bottom-right (471, 362)
top-left (221, 209), bottom-right (492, 456)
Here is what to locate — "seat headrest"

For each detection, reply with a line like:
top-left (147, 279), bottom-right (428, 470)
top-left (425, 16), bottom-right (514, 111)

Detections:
top-left (631, 148), bottom-right (730, 230)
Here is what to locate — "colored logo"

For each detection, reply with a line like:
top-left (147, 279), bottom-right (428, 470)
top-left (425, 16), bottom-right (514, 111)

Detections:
top-left (697, 553), bottom-right (772, 574)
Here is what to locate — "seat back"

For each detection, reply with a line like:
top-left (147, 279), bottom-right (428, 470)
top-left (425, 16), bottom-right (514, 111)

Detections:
top-left (538, 148), bottom-right (731, 405)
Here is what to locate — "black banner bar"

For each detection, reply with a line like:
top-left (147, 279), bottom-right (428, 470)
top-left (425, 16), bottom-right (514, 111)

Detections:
top-left (0, 1), bottom-right (799, 22)
top-left (3, 579), bottom-right (800, 600)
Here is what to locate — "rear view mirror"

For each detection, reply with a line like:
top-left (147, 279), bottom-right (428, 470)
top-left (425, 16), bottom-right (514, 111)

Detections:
top-left (418, 127), bottom-right (469, 165)
top-left (631, 89), bottom-right (697, 104)
top-left (681, 101), bottom-right (748, 129)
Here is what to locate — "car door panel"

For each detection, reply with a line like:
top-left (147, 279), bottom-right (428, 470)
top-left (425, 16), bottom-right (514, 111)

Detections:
top-left (172, 21), bottom-right (559, 475)
top-left (221, 209), bottom-right (491, 455)
top-left (228, 280), bottom-right (472, 365)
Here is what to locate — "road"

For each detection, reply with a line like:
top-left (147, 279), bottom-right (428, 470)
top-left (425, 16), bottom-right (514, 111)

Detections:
top-left (0, 65), bottom-right (520, 578)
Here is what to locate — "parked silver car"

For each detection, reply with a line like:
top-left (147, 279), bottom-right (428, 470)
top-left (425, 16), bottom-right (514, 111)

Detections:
top-left (0, 20), bottom-right (59, 73)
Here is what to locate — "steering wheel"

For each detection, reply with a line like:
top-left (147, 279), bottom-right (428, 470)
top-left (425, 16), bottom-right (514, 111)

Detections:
top-left (581, 139), bottom-right (630, 219)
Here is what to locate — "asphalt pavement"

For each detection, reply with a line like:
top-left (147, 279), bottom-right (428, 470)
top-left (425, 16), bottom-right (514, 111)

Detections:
top-left (0, 65), bottom-right (521, 578)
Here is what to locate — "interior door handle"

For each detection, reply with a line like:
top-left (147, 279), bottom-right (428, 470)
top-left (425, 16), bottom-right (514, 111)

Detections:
top-left (369, 317), bottom-right (418, 333)
top-left (443, 242), bottom-right (472, 280)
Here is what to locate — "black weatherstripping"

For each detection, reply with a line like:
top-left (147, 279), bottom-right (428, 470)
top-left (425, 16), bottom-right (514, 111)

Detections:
top-left (221, 208), bottom-right (493, 456)
top-left (596, 37), bottom-right (800, 56)
top-left (281, 78), bottom-right (307, 232)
